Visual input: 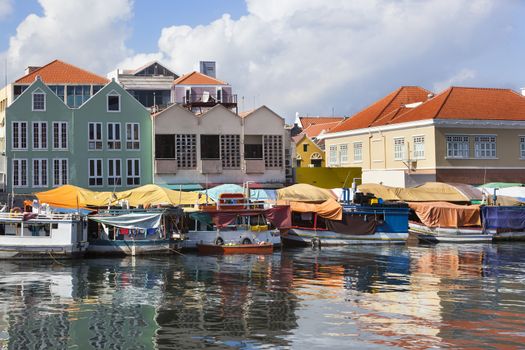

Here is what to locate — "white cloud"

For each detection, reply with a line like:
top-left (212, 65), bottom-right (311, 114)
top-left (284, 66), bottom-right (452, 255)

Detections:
top-left (0, 0), bottom-right (12, 20)
top-left (4, 0), bottom-right (133, 80)
top-left (433, 69), bottom-right (477, 92)
top-left (117, 0), bottom-right (511, 121)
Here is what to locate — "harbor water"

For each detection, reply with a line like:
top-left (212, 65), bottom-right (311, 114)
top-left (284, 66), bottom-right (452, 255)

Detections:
top-left (0, 243), bottom-right (524, 349)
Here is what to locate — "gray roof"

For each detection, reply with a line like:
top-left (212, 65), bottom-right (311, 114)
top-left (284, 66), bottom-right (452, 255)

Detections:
top-left (118, 75), bottom-right (173, 90)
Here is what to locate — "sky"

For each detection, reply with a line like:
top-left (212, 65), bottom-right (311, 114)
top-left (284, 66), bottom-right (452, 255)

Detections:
top-left (0, 0), bottom-right (524, 122)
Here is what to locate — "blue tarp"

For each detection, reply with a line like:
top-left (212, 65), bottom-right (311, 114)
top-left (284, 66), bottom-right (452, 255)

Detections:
top-left (197, 184), bottom-right (277, 202)
top-left (482, 206), bottom-right (525, 230)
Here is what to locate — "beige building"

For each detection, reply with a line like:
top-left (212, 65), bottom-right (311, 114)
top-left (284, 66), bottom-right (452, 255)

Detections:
top-left (154, 104), bottom-right (289, 187)
top-left (320, 86), bottom-right (525, 187)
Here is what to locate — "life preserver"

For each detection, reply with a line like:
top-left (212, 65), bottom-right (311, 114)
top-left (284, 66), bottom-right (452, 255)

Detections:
top-left (241, 237), bottom-right (252, 245)
top-left (214, 237), bottom-right (224, 245)
top-left (9, 207), bottom-right (22, 217)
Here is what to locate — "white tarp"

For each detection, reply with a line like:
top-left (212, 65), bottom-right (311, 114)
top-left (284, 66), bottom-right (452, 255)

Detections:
top-left (89, 212), bottom-right (163, 230)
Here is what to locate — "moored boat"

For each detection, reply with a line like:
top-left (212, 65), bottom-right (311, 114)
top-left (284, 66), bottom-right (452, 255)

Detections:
top-left (0, 210), bottom-right (88, 259)
top-left (196, 242), bottom-right (274, 255)
top-left (408, 221), bottom-right (494, 243)
top-left (482, 206), bottom-right (525, 241)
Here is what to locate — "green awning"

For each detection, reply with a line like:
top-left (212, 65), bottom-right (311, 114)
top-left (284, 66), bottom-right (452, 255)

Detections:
top-left (161, 184), bottom-right (204, 191)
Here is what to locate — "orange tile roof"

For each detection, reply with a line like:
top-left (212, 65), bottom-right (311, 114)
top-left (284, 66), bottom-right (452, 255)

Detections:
top-left (299, 116), bottom-right (345, 129)
top-left (303, 121), bottom-right (341, 138)
top-left (390, 87), bottom-right (525, 124)
top-left (173, 71), bottom-right (227, 85)
top-left (329, 86), bottom-right (431, 133)
top-left (15, 59), bottom-right (109, 84)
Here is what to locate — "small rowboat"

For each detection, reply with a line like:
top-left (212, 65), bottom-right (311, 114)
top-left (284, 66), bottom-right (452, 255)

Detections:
top-left (196, 242), bottom-right (273, 255)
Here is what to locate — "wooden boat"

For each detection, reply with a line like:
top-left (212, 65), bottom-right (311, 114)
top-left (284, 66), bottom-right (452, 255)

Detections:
top-left (0, 210), bottom-right (88, 259)
top-left (197, 242), bottom-right (274, 255)
top-left (408, 221), bottom-right (494, 243)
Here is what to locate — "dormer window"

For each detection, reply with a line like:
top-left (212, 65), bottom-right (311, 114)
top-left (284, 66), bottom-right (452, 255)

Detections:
top-left (107, 91), bottom-right (120, 112)
top-left (32, 90), bottom-right (46, 111)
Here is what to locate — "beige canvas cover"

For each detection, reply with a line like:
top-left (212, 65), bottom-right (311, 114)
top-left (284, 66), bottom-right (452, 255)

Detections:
top-left (278, 197), bottom-right (342, 220)
top-left (409, 202), bottom-right (481, 228)
top-left (277, 184), bottom-right (337, 202)
top-left (358, 182), bottom-right (470, 202)
top-left (358, 183), bottom-right (401, 201)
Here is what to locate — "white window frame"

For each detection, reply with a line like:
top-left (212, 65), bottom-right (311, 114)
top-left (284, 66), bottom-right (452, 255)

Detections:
top-left (474, 135), bottom-right (496, 159)
top-left (32, 158), bottom-right (48, 188)
top-left (353, 142), bottom-right (363, 162)
top-left (12, 121), bottom-right (28, 150)
top-left (108, 158), bottom-right (122, 186)
top-left (329, 145), bottom-right (338, 166)
top-left (107, 91), bottom-right (121, 112)
top-left (88, 122), bottom-right (103, 150)
top-left (52, 121), bottom-right (68, 150)
top-left (32, 121), bottom-right (48, 150)
top-left (126, 123), bottom-right (140, 150)
top-left (413, 135), bottom-right (425, 160)
top-left (339, 144), bottom-right (348, 163)
top-left (53, 158), bottom-right (68, 186)
top-left (107, 122), bottom-right (121, 150)
top-left (32, 89), bottom-right (46, 111)
top-left (88, 159), bottom-right (103, 187)
top-left (446, 135), bottom-right (469, 159)
top-left (126, 158), bottom-right (141, 186)
top-left (12, 159), bottom-right (28, 188)
top-left (394, 138), bottom-right (405, 160)
top-left (519, 135), bottom-right (525, 159)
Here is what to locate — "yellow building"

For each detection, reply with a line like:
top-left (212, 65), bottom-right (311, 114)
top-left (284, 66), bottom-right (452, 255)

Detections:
top-left (294, 134), bottom-right (325, 168)
top-left (320, 86), bottom-right (525, 187)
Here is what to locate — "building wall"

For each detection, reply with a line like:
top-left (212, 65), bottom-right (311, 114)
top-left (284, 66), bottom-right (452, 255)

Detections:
top-left (294, 137), bottom-right (325, 167)
top-left (295, 167), bottom-right (361, 189)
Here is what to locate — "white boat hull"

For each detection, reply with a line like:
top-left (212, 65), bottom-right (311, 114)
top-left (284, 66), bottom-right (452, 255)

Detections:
top-left (181, 229), bottom-right (281, 250)
top-left (281, 228), bottom-right (408, 247)
top-left (409, 222), bottom-right (494, 243)
top-left (87, 239), bottom-right (174, 256)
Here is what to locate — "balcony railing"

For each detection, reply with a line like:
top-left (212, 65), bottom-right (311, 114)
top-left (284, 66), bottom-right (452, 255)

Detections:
top-left (182, 93), bottom-right (237, 108)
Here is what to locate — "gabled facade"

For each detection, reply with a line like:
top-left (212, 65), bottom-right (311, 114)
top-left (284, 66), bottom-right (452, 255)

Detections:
top-left (5, 63), bottom-right (152, 194)
top-left (294, 134), bottom-right (325, 168)
top-left (154, 104), bottom-right (286, 186)
top-left (109, 61), bottom-right (178, 110)
top-left (321, 86), bottom-right (525, 187)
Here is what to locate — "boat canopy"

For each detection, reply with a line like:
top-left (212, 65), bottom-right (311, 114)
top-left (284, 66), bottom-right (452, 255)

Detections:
top-left (478, 182), bottom-right (523, 189)
top-left (409, 202), bottom-right (481, 228)
top-left (278, 198), bottom-right (342, 221)
top-left (89, 212), bottom-right (163, 230)
top-left (35, 184), bottom-right (210, 209)
top-left (190, 206), bottom-right (291, 229)
top-left (359, 182), bottom-right (474, 202)
top-left (277, 184), bottom-right (337, 202)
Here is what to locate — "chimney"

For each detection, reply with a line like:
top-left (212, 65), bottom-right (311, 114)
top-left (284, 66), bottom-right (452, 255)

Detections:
top-left (199, 61), bottom-right (216, 78)
top-left (25, 66), bottom-right (41, 75)
top-left (521, 87), bottom-right (525, 97)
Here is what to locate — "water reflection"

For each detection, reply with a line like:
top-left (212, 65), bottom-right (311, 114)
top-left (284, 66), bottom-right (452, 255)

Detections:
top-left (0, 243), bottom-right (523, 348)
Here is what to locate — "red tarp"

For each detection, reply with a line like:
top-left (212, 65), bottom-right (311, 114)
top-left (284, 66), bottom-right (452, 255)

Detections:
top-left (409, 201), bottom-right (481, 228)
top-left (210, 206), bottom-right (291, 229)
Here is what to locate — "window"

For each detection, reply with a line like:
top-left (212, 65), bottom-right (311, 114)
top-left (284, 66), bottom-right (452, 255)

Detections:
top-left (33, 159), bottom-right (48, 187)
top-left (88, 122), bottom-right (103, 150)
top-left (303, 144), bottom-right (308, 152)
top-left (244, 135), bottom-right (263, 159)
top-left (126, 123), bottom-right (140, 149)
top-left (176, 134), bottom-right (197, 168)
top-left (217, 89), bottom-right (222, 102)
top-left (520, 137), bottom-right (525, 159)
top-left (126, 159), bottom-right (140, 186)
top-left (221, 135), bottom-right (241, 168)
top-left (339, 144), bottom-right (348, 163)
top-left (200, 135), bottom-right (220, 159)
top-left (66, 85), bottom-right (91, 108)
top-left (12, 159), bottom-right (28, 187)
top-left (394, 138), bottom-right (405, 160)
top-left (32, 90), bottom-right (45, 111)
top-left (48, 85), bottom-right (65, 102)
top-left (413, 136), bottom-right (425, 159)
top-left (107, 123), bottom-right (121, 150)
top-left (329, 145), bottom-right (338, 165)
top-left (108, 159), bottom-right (122, 186)
top-left (155, 135), bottom-right (175, 158)
top-left (32, 122), bottom-right (47, 150)
top-left (52, 122), bottom-right (68, 150)
top-left (107, 93), bottom-right (120, 112)
top-left (474, 136), bottom-right (496, 158)
top-left (263, 135), bottom-right (283, 168)
top-left (12, 121), bottom-right (28, 150)
top-left (53, 159), bottom-right (68, 186)
top-left (446, 135), bottom-right (469, 158)
top-left (353, 142), bottom-right (363, 162)
top-left (88, 159), bottom-right (103, 186)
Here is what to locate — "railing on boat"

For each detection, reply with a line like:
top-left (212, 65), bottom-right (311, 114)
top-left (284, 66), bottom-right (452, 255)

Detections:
top-left (0, 211), bottom-right (80, 221)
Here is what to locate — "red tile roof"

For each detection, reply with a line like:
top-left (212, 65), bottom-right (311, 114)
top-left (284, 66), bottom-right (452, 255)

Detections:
top-left (390, 87), bottom-right (525, 124)
top-left (303, 121), bottom-right (341, 138)
top-left (15, 59), bottom-right (109, 84)
top-left (329, 86), bottom-right (432, 133)
top-left (299, 116), bottom-right (345, 129)
top-left (173, 71), bottom-right (227, 85)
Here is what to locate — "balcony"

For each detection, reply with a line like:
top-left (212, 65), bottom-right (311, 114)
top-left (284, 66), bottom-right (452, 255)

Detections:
top-left (200, 159), bottom-right (222, 174)
top-left (245, 159), bottom-right (265, 174)
top-left (155, 159), bottom-right (177, 174)
top-left (183, 93), bottom-right (237, 110)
